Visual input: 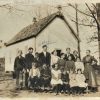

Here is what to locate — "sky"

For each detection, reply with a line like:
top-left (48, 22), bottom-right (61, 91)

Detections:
top-left (0, 0), bottom-right (99, 60)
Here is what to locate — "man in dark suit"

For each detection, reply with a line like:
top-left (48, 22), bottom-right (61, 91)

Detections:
top-left (39, 45), bottom-right (51, 67)
top-left (25, 47), bottom-right (34, 70)
top-left (25, 47), bottom-right (34, 88)
top-left (65, 48), bottom-right (75, 61)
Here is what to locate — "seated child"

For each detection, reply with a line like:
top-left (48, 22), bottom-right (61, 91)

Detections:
top-left (69, 70), bottom-right (78, 95)
top-left (40, 64), bottom-right (51, 91)
top-left (75, 58), bottom-right (84, 73)
top-left (76, 69), bottom-right (88, 95)
top-left (61, 69), bottom-right (70, 94)
top-left (29, 62), bottom-right (40, 91)
top-left (51, 63), bottom-right (63, 95)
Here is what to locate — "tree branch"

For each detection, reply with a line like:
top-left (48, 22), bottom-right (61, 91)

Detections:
top-left (85, 3), bottom-right (100, 29)
top-left (71, 19), bottom-right (97, 27)
top-left (68, 3), bottom-right (93, 18)
top-left (92, 3), bottom-right (97, 12)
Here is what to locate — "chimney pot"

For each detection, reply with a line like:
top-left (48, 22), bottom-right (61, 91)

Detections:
top-left (33, 17), bottom-right (37, 23)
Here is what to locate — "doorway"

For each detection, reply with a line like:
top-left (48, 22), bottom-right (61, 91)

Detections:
top-left (56, 49), bottom-right (61, 57)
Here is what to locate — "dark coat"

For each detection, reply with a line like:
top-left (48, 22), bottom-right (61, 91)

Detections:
top-left (34, 57), bottom-right (41, 68)
top-left (14, 56), bottom-right (26, 71)
top-left (58, 58), bottom-right (66, 70)
top-left (39, 52), bottom-right (51, 66)
top-left (73, 54), bottom-right (79, 62)
top-left (65, 53), bottom-right (75, 61)
top-left (25, 53), bottom-right (34, 69)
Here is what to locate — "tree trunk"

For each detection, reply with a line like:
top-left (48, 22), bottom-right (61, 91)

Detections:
top-left (98, 29), bottom-right (100, 64)
top-left (75, 4), bottom-right (81, 59)
top-left (97, 3), bottom-right (100, 64)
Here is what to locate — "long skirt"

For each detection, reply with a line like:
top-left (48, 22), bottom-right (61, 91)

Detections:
top-left (84, 64), bottom-right (97, 87)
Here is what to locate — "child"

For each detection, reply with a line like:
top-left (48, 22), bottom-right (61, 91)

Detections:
top-left (75, 58), bottom-right (84, 73)
top-left (76, 69), bottom-right (88, 95)
top-left (69, 70), bottom-right (77, 95)
top-left (40, 64), bottom-right (51, 92)
top-left (58, 53), bottom-right (66, 71)
top-left (65, 56), bottom-right (75, 72)
top-left (51, 63), bottom-right (63, 95)
top-left (61, 69), bottom-right (70, 94)
top-left (29, 62), bottom-right (40, 91)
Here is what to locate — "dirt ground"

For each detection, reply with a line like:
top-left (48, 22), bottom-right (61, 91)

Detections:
top-left (0, 77), bottom-right (100, 98)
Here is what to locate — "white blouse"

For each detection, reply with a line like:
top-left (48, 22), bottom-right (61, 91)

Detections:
top-left (29, 67), bottom-right (40, 78)
top-left (51, 55), bottom-right (60, 65)
top-left (75, 62), bottom-right (84, 72)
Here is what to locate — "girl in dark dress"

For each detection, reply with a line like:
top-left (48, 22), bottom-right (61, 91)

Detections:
top-left (65, 56), bottom-right (75, 73)
top-left (58, 53), bottom-right (66, 71)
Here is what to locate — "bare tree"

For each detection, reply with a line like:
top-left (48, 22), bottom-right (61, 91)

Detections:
top-left (68, 3), bottom-right (100, 63)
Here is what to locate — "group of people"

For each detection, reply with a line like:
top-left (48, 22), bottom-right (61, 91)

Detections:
top-left (14, 45), bottom-right (98, 95)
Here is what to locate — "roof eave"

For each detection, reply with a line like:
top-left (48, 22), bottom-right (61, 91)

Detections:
top-left (62, 16), bottom-right (80, 42)
top-left (6, 35), bottom-right (36, 47)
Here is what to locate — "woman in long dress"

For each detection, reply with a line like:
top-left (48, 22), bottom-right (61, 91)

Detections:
top-left (83, 50), bottom-right (97, 91)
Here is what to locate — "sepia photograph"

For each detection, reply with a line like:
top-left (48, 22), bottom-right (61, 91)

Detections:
top-left (0, 0), bottom-right (100, 99)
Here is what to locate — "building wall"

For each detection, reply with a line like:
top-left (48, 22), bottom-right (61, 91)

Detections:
top-left (5, 38), bottom-right (35, 71)
top-left (36, 17), bottom-right (78, 53)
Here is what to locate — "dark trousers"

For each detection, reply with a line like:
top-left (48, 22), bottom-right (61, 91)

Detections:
top-left (15, 70), bottom-right (24, 88)
top-left (40, 77), bottom-right (51, 88)
top-left (70, 86), bottom-right (79, 94)
top-left (78, 87), bottom-right (86, 94)
top-left (53, 84), bottom-right (61, 94)
top-left (25, 72), bottom-right (29, 88)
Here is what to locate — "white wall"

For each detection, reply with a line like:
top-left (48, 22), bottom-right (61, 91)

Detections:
top-left (5, 38), bottom-right (35, 71)
top-left (0, 46), bottom-right (6, 58)
top-left (36, 17), bottom-right (78, 53)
